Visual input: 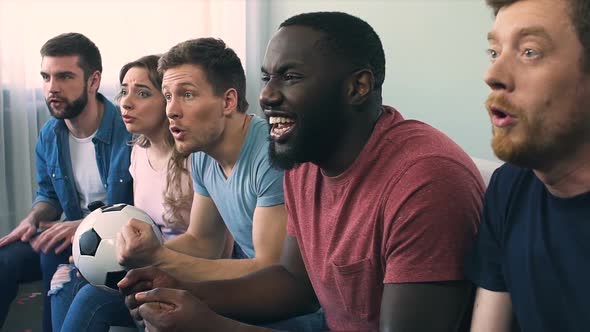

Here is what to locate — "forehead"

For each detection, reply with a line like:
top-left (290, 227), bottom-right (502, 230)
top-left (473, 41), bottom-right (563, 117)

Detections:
top-left (263, 25), bottom-right (328, 70)
top-left (123, 67), bottom-right (152, 84)
top-left (41, 55), bottom-right (83, 73)
top-left (162, 64), bottom-right (208, 87)
top-left (490, 0), bottom-right (574, 40)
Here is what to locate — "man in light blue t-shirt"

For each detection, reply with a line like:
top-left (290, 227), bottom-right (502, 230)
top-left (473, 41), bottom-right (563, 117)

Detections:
top-left (118, 38), bottom-right (287, 281)
top-left (191, 115), bottom-right (283, 259)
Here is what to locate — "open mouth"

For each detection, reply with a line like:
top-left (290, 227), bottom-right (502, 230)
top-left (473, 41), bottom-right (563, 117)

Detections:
top-left (269, 116), bottom-right (296, 141)
top-left (489, 106), bottom-right (517, 127)
top-left (491, 107), bottom-right (508, 118)
top-left (49, 98), bottom-right (63, 107)
top-left (169, 125), bottom-right (186, 140)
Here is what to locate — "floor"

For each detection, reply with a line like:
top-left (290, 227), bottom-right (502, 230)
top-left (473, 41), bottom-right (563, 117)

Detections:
top-left (2, 281), bottom-right (43, 332)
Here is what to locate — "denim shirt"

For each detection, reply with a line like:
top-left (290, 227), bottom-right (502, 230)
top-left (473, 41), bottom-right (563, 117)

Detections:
top-left (33, 93), bottom-right (133, 221)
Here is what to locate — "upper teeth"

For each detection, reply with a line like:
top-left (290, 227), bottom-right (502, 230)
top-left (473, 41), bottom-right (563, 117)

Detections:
top-left (269, 117), bottom-right (294, 124)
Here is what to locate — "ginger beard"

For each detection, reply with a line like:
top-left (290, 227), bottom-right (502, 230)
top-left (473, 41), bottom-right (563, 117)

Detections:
top-left (487, 93), bottom-right (590, 169)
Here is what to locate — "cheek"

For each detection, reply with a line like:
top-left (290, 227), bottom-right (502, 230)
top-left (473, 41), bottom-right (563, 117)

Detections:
top-left (139, 102), bottom-right (166, 120)
top-left (189, 101), bottom-right (222, 123)
top-left (544, 98), bottom-right (553, 108)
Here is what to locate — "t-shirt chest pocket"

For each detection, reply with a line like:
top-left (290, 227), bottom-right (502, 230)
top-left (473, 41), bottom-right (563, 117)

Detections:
top-left (331, 257), bottom-right (378, 320)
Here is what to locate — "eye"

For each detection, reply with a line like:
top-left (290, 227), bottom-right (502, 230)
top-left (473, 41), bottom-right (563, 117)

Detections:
top-left (41, 74), bottom-right (49, 82)
top-left (284, 73), bottom-right (301, 81)
top-left (184, 91), bottom-right (193, 98)
top-left (164, 93), bottom-right (172, 103)
top-left (120, 89), bottom-right (128, 96)
top-left (138, 90), bottom-right (150, 98)
top-left (261, 73), bottom-right (270, 83)
top-left (486, 48), bottom-right (499, 61)
top-left (523, 48), bottom-right (540, 58)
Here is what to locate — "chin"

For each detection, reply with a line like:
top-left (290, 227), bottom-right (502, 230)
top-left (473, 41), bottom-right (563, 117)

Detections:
top-left (268, 142), bottom-right (301, 170)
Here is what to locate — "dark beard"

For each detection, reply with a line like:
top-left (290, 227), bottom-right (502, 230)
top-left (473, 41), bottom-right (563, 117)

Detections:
top-left (267, 104), bottom-right (346, 171)
top-left (47, 88), bottom-right (88, 120)
top-left (268, 139), bottom-right (300, 170)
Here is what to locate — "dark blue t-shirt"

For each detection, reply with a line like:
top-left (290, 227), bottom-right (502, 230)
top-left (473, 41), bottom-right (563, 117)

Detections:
top-left (465, 163), bottom-right (590, 332)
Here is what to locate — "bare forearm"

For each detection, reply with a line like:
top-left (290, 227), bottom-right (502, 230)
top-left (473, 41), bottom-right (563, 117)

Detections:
top-left (164, 233), bottom-right (225, 259)
top-left (155, 247), bottom-right (274, 282)
top-left (188, 265), bottom-right (319, 324)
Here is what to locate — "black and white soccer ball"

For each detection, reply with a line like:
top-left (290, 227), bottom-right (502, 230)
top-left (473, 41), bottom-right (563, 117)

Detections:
top-left (72, 203), bottom-right (163, 292)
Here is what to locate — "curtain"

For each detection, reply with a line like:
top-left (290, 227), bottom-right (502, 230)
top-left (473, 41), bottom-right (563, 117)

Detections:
top-left (0, 0), bottom-right (247, 236)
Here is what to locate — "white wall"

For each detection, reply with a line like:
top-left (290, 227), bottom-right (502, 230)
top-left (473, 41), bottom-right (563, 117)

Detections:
top-left (255, 0), bottom-right (497, 160)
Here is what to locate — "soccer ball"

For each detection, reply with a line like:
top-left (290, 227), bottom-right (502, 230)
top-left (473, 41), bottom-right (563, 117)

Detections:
top-left (72, 203), bottom-right (163, 292)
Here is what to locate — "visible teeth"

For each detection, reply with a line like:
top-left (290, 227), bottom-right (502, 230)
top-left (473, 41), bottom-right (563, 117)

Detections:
top-left (269, 116), bottom-right (295, 125)
top-left (271, 126), bottom-right (291, 137)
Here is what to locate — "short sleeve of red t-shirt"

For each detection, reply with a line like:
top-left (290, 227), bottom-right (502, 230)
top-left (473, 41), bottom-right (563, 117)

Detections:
top-left (381, 156), bottom-right (483, 283)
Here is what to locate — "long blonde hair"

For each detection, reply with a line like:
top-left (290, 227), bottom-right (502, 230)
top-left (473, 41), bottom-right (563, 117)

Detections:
top-left (118, 55), bottom-right (192, 228)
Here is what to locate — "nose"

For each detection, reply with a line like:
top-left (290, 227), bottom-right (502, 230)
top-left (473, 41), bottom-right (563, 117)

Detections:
top-left (48, 77), bottom-right (60, 95)
top-left (121, 94), bottom-right (132, 112)
top-left (484, 53), bottom-right (514, 93)
top-left (166, 97), bottom-right (182, 120)
top-left (259, 77), bottom-right (283, 110)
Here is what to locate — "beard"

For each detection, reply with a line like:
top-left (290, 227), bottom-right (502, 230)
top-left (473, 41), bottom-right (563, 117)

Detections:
top-left (268, 95), bottom-right (346, 171)
top-left (46, 86), bottom-right (88, 120)
top-left (487, 94), bottom-right (590, 170)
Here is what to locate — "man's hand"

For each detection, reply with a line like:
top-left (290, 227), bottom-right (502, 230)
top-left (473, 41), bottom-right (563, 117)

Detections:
top-left (117, 218), bottom-right (163, 268)
top-left (118, 266), bottom-right (183, 325)
top-left (0, 217), bottom-right (39, 247)
top-left (136, 288), bottom-right (229, 332)
top-left (30, 220), bottom-right (80, 254)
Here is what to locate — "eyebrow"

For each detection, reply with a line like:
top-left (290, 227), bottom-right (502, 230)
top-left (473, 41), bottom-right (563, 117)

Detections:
top-left (121, 83), bottom-right (152, 90)
top-left (487, 26), bottom-right (553, 42)
top-left (40, 70), bottom-right (76, 76)
top-left (161, 82), bottom-right (198, 90)
top-left (261, 60), bottom-right (305, 74)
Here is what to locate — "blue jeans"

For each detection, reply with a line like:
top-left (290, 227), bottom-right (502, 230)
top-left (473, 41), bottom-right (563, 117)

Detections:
top-left (0, 240), bottom-right (70, 332)
top-left (262, 309), bottom-right (327, 332)
top-left (50, 265), bottom-right (135, 332)
top-left (51, 268), bottom-right (326, 332)
top-left (51, 242), bottom-right (326, 332)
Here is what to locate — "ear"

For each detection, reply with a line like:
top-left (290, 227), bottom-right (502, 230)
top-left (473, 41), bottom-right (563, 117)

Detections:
top-left (88, 71), bottom-right (101, 94)
top-left (222, 88), bottom-right (239, 116)
top-left (346, 69), bottom-right (374, 105)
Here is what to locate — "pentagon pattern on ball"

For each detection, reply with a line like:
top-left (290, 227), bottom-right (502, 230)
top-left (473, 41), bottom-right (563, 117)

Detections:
top-left (101, 204), bottom-right (126, 212)
top-left (72, 203), bottom-right (163, 292)
top-left (105, 270), bottom-right (127, 290)
top-left (79, 229), bottom-right (101, 256)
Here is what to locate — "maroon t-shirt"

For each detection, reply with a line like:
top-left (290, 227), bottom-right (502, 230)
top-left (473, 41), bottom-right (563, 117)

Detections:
top-left (285, 106), bottom-right (485, 331)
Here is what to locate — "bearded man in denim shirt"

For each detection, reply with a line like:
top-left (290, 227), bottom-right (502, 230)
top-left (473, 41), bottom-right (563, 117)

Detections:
top-left (0, 32), bottom-right (133, 332)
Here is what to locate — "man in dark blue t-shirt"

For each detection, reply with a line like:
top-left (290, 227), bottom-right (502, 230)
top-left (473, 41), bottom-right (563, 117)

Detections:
top-left (465, 0), bottom-right (590, 331)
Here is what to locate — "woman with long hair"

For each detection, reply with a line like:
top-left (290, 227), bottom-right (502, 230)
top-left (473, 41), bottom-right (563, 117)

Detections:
top-left (50, 55), bottom-right (194, 332)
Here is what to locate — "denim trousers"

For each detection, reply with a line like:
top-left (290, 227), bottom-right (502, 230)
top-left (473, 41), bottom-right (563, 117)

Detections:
top-left (51, 243), bottom-right (327, 332)
top-left (50, 265), bottom-right (135, 332)
top-left (0, 240), bottom-right (70, 332)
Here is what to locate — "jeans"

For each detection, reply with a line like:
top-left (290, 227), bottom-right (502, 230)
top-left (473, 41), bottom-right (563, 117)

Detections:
top-left (261, 309), bottom-right (327, 332)
top-left (0, 240), bottom-right (70, 332)
top-left (52, 270), bottom-right (326, 332)
top-left (51, 243), bottom-right (327, 332)
top-left (50, 265), bottom-right (135, 332)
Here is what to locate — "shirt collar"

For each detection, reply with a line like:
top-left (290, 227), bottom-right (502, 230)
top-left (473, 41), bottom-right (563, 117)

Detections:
top-left (53, 93), bottom-right (116, 144)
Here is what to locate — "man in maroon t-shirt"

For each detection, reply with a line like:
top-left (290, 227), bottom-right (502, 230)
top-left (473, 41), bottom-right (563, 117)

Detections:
top-left (119, 12), bottom-right (485, 331)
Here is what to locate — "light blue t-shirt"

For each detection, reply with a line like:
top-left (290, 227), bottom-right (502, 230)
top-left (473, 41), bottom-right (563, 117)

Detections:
top-left (191, 115), bottom-right (284, 258)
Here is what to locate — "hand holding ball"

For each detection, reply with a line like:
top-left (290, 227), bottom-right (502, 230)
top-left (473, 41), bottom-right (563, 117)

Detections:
top-left (72, 203), bottom-right (163, 291)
